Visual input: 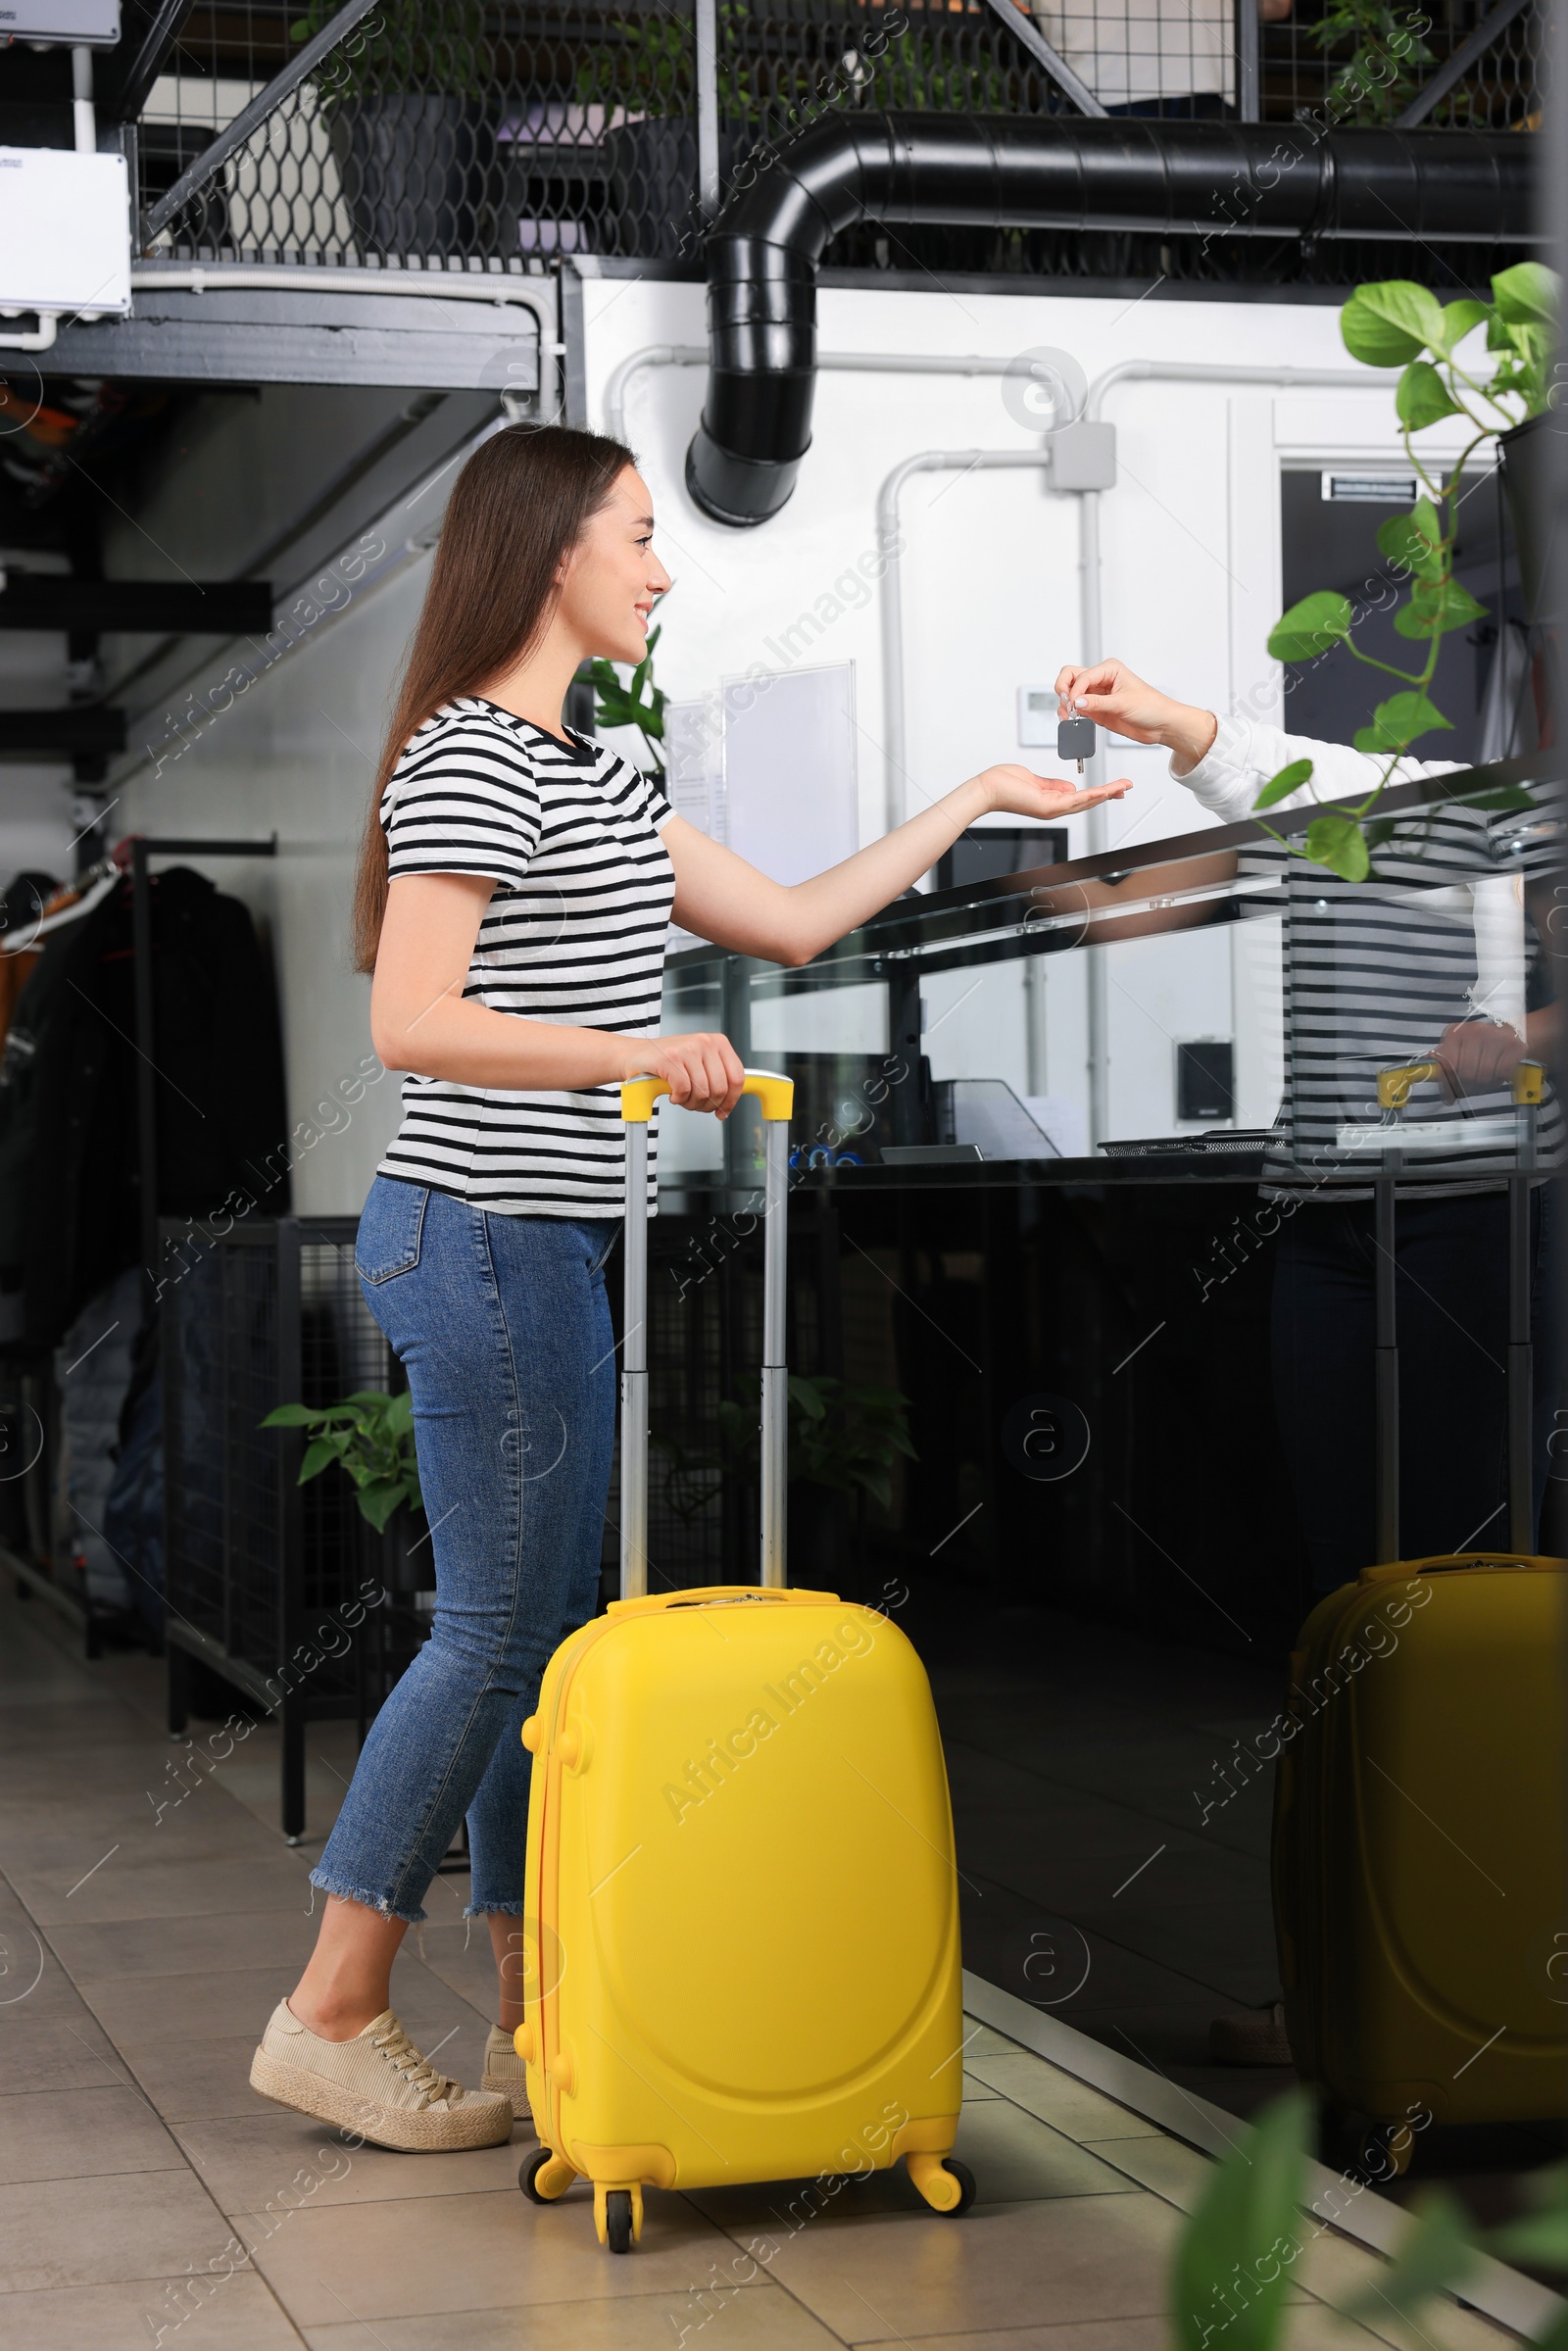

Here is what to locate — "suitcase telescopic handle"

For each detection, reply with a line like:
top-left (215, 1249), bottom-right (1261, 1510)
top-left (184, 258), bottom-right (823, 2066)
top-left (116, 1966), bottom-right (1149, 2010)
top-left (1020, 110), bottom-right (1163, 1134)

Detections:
top-left (1370, 1056), bottom-right (1544, 1560)
top-left (1377, 1056), bottom-right (1544, 1109)
top-left (618, 1068), bottom-right (795, 1600)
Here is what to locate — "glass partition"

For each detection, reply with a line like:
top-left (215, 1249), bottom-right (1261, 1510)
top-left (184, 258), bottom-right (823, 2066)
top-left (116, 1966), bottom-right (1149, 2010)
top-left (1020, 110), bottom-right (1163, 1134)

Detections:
top-left (649, 752), bottom-right (1567, 2187)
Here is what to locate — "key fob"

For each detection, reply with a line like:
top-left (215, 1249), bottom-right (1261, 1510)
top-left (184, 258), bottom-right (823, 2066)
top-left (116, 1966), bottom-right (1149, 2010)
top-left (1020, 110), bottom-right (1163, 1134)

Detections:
top-left (1056, 716), bottom-right (1096, 766)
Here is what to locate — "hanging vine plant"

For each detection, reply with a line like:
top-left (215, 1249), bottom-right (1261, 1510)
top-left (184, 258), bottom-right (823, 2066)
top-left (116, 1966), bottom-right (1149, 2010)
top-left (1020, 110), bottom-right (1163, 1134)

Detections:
top-left (1256, 261), bottom-right (1560, 882)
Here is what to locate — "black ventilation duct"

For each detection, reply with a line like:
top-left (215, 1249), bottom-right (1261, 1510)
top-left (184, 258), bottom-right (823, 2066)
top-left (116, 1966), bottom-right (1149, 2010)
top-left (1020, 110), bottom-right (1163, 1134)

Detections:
top-left (685, 113), bottom-right (1537, 527)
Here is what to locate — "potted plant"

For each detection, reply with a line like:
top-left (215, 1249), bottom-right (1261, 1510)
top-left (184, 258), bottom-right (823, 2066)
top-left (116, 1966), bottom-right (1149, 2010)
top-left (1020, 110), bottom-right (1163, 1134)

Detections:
top-left (262, 1388), bottom-right (430, 1592)
top-left (588, 620), bottom-right (667, 781)
top-left (654, 1372), bottom-right (915, 1586)
top-left (1303, 0), bottom-right (1436, 125)
top-left (290, 0), bottom-right (496, 260)
top-left (1256, 262), bottom-right (1560, 879)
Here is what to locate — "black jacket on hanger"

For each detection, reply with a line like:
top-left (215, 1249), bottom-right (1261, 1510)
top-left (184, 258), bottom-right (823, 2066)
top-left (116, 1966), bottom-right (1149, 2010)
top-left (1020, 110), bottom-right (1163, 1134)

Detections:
top-left (0, 865), bottom-right (288, 1348)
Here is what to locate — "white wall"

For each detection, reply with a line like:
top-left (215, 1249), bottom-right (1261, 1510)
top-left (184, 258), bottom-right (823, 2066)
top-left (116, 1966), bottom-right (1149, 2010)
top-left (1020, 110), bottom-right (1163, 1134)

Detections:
top-left (582, 275), bottom-right (1478, 1142)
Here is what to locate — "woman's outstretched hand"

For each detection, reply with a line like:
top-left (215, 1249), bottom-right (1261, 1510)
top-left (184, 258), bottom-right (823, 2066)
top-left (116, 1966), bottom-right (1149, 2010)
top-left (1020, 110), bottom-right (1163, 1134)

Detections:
top-left (626, 1029), bottom-right (748, 1118)
top-left (974, 763), bottom-right (1132, 819)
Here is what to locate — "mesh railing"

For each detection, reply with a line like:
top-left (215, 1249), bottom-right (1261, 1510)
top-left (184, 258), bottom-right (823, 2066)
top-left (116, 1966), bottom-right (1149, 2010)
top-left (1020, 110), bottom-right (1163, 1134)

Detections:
top-left (138, 0), bottom-right (1544, 274)
top-left (163, 1216), bottom-right (394, 1705)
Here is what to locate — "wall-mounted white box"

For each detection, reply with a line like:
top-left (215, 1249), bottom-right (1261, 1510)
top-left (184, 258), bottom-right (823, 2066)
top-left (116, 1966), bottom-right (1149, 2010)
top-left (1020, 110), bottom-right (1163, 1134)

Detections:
top-left (0, 148), bottom-right (131, 318)
top-left (0, 0), bottom-right (120, 39)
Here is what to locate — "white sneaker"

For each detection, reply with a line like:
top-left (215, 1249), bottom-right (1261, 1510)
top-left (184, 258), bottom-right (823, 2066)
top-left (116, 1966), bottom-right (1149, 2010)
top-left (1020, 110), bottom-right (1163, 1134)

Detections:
top-left (250, 2002), bottom-right (513, 2152)
top-left (481, 2022), bottom-right (535, 2127)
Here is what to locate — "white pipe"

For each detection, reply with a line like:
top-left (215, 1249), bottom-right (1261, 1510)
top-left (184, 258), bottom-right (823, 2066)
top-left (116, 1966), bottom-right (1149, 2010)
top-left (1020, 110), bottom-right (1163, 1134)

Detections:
top-left (72, 45), bottom-right (95, 154)
top-left (0, 312), bottom-right (59, 352)
top-left (602, 343), bottom-right (1029, 448)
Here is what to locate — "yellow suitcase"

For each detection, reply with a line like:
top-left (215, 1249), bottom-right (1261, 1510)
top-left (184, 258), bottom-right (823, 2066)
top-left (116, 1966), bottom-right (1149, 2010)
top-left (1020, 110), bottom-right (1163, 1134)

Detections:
top-left (514, 1072), bottom-right (970, 2252)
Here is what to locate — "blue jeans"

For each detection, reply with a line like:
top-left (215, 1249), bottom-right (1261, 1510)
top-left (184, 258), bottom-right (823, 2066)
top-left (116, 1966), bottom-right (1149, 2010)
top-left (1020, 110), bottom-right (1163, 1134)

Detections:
top-left (312, 1179), bottom-right (618, 1923)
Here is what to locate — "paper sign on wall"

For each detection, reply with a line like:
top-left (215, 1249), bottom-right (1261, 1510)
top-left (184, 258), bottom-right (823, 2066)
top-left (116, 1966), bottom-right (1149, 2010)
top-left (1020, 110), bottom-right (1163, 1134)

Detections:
top-left (721, 663), bottom-right (858, 886)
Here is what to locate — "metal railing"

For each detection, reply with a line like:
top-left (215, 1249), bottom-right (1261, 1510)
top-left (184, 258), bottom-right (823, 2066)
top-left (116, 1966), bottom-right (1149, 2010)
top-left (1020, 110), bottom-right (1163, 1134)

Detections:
top-left (136, 0), bottom-right (1544, 274)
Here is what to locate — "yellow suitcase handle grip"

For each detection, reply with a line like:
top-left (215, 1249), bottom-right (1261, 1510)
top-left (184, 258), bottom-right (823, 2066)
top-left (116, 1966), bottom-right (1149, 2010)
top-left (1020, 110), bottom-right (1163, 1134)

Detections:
top-left (1377, 1056), bottom-right (1544, 1110)
top-left (608, 1583), bottom-right (840, 1617)
top-left (620, 1067), bottom-right (794, 1124)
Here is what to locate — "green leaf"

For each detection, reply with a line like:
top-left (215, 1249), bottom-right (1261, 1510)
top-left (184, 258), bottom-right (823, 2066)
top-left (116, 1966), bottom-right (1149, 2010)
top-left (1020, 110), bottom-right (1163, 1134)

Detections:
top-left (1353, 691), bottom-right (1452, 754)
top-left (1304, 812), bottom-right (1371, 882)
top-left (1394, 578), bottom-right (1488, 640)
top-left (1396, 359), bottom-right (1460, 431)
top-left (1438, 298), bottom-right (1490, 351)
top-left (1341, 2187), bottom-right (1477, 2326)
top-left (1171, 2090), bottom-right (1312, 2351)
top-left (1253, 759), bottom-right (1315, 812)
top-left (1487, 2163), bottom-right (1568, 2271)
top-left (1342, 280), bottom-right (1445, 367)
top-left (1459, 784), bottom-right (1536, 811)
top-left (1492, 261), bottom-right (1561, 328)
top-left (356, 1480), bottom-right (407, 1533)
top-left (1364, 817), bottom-right (1398, 848)
top-left (1267, 592), bottom-right (1353, 663)
top-left (297, 1438), bottom-right (340, 1484)
top-left (1375, 497), bottom-right (1445, 581)
top-left (261, 1402), bottom-right (324, 1428)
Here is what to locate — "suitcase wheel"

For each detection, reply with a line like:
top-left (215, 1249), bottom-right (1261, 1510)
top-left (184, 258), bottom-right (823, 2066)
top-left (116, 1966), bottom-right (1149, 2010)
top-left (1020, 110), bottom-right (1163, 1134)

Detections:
top-left (1325, 2111), bottom-right (1416, 2185)
top-left (519, 2148), bottom-right (576, 2204)
top-left (1356, 2120), bottom-right (1415, 2182)
top-left (594, 2181), bottom-right (643, 2252)
top-left (907, 2152), bottom-right (976, 2216)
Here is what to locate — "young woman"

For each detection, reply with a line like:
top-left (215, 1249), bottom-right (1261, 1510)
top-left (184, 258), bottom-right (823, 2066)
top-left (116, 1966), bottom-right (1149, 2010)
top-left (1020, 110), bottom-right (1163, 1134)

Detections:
top-left (250, 425), bottom-right (1131, 2152)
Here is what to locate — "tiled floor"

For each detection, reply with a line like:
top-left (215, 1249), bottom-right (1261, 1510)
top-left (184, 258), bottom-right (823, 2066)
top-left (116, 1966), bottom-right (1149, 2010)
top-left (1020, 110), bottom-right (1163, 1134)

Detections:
top-left (0, 1586), bottom-right (1528, 2351)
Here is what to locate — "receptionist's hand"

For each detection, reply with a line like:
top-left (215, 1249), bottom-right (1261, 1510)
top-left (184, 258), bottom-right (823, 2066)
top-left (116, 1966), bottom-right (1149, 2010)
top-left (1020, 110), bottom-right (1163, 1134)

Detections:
top-left (1432, 1016), bottom-right (1526, 1100)
top-left (1053, 658), bottom-right (1219, 772)
top-left (976, 764), bottom-right (1132, 820)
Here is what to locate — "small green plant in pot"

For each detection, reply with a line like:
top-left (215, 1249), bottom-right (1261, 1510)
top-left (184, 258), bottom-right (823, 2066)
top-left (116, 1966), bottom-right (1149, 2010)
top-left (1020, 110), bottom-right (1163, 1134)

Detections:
top-left (1305, 0), bottom-right (1435, 126)
top-left (588, 619), bottom-right (667, 782)
top-left (262, 1390), bottom-right (423, 1533)
top-left (652, 1375), bottom-right (916, 1575)
top-left (1257, 262), bottom-right (1560, 882)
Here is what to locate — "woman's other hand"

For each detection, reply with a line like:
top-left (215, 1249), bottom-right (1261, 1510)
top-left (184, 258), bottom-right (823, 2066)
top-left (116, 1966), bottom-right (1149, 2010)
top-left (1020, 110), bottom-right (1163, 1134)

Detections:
top-left (1053, 658), bottom-right (1219, 771)
top-left (974, 763), bottom-right (1132, 819)
top-left (1432, 1017), bottom-right (1527, 1101)
top-left (628, 1030), bottom-right (747, 1118)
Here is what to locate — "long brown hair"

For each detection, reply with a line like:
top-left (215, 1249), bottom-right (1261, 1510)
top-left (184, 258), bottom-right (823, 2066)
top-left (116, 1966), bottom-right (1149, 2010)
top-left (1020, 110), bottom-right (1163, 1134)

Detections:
top-left (351, 422), bottom-right (634, 972)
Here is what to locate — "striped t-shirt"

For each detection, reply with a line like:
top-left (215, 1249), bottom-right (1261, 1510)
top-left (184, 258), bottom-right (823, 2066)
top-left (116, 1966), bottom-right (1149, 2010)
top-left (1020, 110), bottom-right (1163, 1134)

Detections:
top-left (376, 699), bottom-right (676, 1216)
top-left (1251, 795), bottom-right (1562, 1200)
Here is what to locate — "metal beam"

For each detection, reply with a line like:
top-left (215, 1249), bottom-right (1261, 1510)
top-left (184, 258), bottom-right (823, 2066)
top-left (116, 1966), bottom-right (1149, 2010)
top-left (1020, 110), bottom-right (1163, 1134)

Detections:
top-left (974, 0), bottom-right (1107, 117)
top-left (0, 577), bottom-right (272, 634)
top-left (0, 707), bottom-right (126, 755)
top-left (1236, 0), bottom-right (1260, 121)
top-left (141, 0), bottom-right (381, 244)
top-left (1395, 0), bottom-right (1534, 125)
top-left (108, 0), bottom-right (200, 126)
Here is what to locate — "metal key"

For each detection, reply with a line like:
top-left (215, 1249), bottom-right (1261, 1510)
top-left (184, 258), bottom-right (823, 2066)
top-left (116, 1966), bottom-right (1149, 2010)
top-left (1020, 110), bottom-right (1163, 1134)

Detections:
top-left (1057, 714), bottom-right (1095, 773)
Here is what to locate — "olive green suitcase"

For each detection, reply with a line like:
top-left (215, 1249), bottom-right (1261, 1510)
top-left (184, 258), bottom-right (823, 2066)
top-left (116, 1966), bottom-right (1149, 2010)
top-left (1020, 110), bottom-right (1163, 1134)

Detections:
top-left (1271, 1061), bottom-right (1568, 2170)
